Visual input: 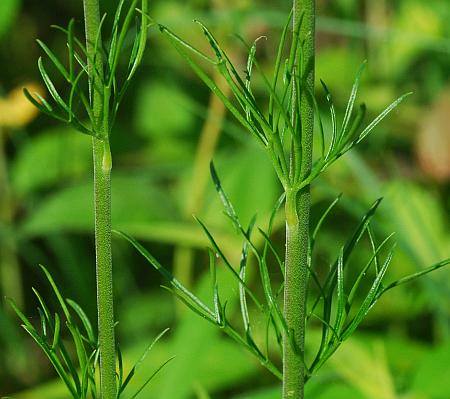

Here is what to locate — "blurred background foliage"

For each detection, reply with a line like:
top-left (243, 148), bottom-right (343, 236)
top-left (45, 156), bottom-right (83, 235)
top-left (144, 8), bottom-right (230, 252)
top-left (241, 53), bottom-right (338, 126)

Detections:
top-left (0, 0), bottom-right (449, 397)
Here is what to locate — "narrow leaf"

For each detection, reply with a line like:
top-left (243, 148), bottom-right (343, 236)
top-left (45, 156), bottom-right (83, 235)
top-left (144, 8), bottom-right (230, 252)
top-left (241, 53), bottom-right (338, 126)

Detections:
top-left (321, 80), bottom-right (338, 160)
top-left (356, 92), bottom-right (412, 144)
top-left (341, 61), bottom-right (366, 138)
top-left (66, 298), bottom-right (96, 345)
top-left (341, 250), bottom-right (394, 340)
top-left (127, 0), bottom-right (149, 80)
top-left (37, 39), bottom-right (70, 81)
top-left (311, 193), bottom-right (342, 251)
top-left (38, 57), bottom-right (70, 113)
top-left (52, 313), bottom-right (61, 349)
top-left (376, 257), bottom-right (450, 300)
top-left (129, 357), bottom-right (175, 399)
top-left (120, 328), bottom-right (170, 394)
top-left (114, 230), bottom-right (216, 320)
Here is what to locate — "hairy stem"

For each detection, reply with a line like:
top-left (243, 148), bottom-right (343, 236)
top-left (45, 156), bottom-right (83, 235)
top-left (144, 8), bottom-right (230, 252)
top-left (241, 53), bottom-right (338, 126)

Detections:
top-left (283, 1), bottom-right (315, 398)
top-left (83, 1), bottom-right (116, 398)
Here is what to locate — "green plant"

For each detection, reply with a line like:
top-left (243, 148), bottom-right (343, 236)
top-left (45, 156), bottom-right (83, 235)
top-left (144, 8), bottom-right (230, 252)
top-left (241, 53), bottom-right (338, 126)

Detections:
top-left (8, 266), bottom-right (171, 399)
top-left (9, 266), bottom-right (100, 398)
top-left (118, 1), bottom-right (450, 398)
top-left (9, 1), bottom-right (172, 398)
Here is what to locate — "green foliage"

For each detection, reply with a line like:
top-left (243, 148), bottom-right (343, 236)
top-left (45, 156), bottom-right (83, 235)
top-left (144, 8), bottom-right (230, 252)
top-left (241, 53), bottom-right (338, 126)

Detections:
top-left (2, 1), bottom-right (450, 397)
top-left (24, 0), bottom-right (150, 139)
top-left (9, 265), bottom-right (99, 399)
top-left (10, 1), bottom-right (161, 398)
top-left (119, 164), bottom-right (449, 381)
top-left (9, 266), bottom-right (172, 399)
top-left (155, 16), bottom-right (410, 193)
top-left (117, 9), bottom-right (449, 393)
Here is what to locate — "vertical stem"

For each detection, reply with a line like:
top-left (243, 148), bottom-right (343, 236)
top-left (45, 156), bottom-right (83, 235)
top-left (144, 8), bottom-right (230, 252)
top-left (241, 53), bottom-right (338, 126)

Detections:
top-left (93, 138), bottom-right (115, 399)
top-left (283, 193), bottom-right (307, 398)
top-left (283, 1), bottom-right (315, 398)
top-left (83, 1), bottom-right (116, 398)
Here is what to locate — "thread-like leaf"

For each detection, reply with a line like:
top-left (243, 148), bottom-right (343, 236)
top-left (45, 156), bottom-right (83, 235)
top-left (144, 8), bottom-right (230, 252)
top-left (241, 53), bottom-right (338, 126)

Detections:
top-left (311, 193), bottom-right (342, 252)
top-left (129, 357), bottom-right (175, 399)
top-left (244, 37), bottom-right (259, 122)
top-left (67, 19), bottom-right (75, 81)
top-left (208, 249), bottom-right (222, 325)
top-left (39, 264), bottom-right (71, 320)
top-left (334, 249), bottom-right (345, 335)
top-left (51, 24), bottom-right (87, 55)
top-left (239, 217), bottom-right (256, 333)
top-left (73, 50), bottom-right (89, 74)
top-left (52, 313), bottom-right (61, 349)
top-left (342, 103), bottom-right (366, 148)
top-left (356, 92), bottom-right (412, 144)
top-left (309, 198), bottom-right (383, 318)
top-left (161, 286), bottom-right (216, 324)
top-left (9, 299), bottom-right (79, 398)
top-left (210, 161), bottom-right (241, 231)
top-left (269, 9), bottom-right (292, 126)
top-left (346, 232), bottom-right (395, 313)
top-left (66, 298), bottom-right (96, 346)
top-left (194, 216), bottom-right (262, 309)
top-left (108, 0), bottom-right (126, 68)
top-left (38, 57), bottom-right (70, 113)
top-left (259, 228), bottom-right (284, 277)
top-left (127, 0), bottom-right (148, 80)
top-left (32, 288), bottom-right (53, 326)
top-left (108, 0), bottom-right (138, 84)
top-left (37, 308), bottom-right (47, 338)
top-left (160, 25), bottom-right (268, 146)
top-left (23, 88), bottom-right (67, 122)
top-left (341, 61), bottom-right (366, 138)
top-left (117, 345), bottom-right (124, 395)
top-left (341, 250), bottom-right (394, 340)
top-left (37, 39), bottom-right (70, 81)
top-left (375, 257), bottom-right (450, 300)
top-left (321, 80), bottom-right (338, 160)
top-left (31, 288), bottom-right (82, 395)
top-left (114, 230), bottom-right (216, 321)
top-left (120, 328), bottom-right (170, 394)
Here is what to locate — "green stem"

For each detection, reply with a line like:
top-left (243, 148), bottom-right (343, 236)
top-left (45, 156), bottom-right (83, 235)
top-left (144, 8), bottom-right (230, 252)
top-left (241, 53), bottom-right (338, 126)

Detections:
top-left (283, 1), bottom-right (315, 398)
top-left (83, 1), bottom-right (116, 398)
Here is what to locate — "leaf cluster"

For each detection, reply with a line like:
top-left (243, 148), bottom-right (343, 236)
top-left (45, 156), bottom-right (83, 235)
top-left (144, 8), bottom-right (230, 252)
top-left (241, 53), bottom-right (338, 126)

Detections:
top-left (9, 265), bottom-right (99, 398)
top-left (9, 265), bottom-right (172, 399)
top-left (25, 0), bottom-right (150, 139)
top-left (118, 164), bottom-right (450, 381)
top-left (157, 13), bottom-right (411, 193)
